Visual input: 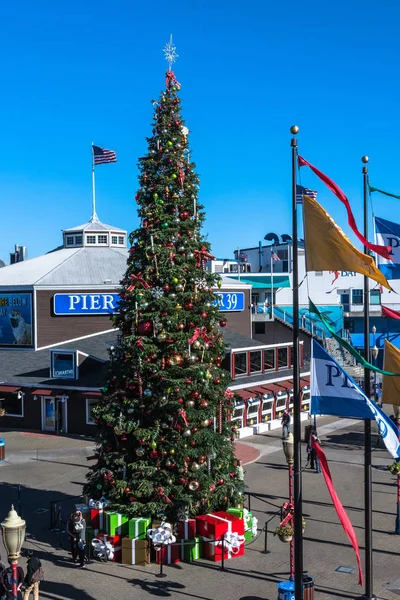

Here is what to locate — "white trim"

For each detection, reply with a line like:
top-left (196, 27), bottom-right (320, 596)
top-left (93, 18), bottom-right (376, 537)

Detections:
top-left (229, 371), bottom-right (311, 391)
top-left (230, 340), bottom-right (301, 352)
top-left (37, 328), bottom-right (115, 351)
top-left (86, 397), bottom-right (99, 425)
top-left (34, 287), bottom-right (38, 350)
top-left (35, 285), bottom-right (120, 291)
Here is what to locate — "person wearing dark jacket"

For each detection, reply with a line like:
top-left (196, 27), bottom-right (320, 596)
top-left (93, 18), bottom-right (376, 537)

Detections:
top-left (0, 564), bottom-right (24, 599)
top-left (23, 554), bottom-right (42, 600)
top-left (66, 511), bottom-right (86, 562)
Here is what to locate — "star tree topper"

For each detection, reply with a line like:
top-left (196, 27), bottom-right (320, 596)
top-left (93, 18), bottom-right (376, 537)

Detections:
top-left (163, 34), bottom-right (178, 70)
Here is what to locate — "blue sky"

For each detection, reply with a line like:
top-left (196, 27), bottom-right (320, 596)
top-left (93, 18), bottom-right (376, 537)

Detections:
top-left (1, 0), bottom-right (399, 262)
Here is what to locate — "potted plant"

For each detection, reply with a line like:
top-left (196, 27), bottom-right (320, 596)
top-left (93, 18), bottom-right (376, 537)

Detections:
top-left (274, 524), bottom-right (294, 543)
top-left (388, 461), bottom-right (400, 475)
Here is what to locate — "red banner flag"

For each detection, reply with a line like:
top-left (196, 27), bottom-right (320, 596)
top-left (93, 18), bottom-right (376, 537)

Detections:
top-left (382, 305), bottom-right (400, 320)
top-left (313, 440), bottom-right (363, 586)
top-left (298, 155), bottom-right (392, 260)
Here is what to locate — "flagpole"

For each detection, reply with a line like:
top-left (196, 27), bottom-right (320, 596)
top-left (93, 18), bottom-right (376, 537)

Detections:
top-left (237, 247), bottom-right (241, 282)
top-left (291, 125), bottom-right (303, 600)
top-left (270, 251), bottom-right (274, 317)
top-left (91, 142), bottom-right (98, 222)
top-left (362, 154), bottom-right (375, 600)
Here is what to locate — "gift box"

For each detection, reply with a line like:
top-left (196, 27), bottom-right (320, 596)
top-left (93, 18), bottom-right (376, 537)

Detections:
top-left (155, 543), bottom-right (180, 565)
top-left (90, 508), bottom-right (105, 530)
top-left (226, 507), bottom-right (244, 518)
top-left (177, 519), bottom-right (196, 540)
top-left (121, 537), bottom-right (149, 566)
top-left (129, 517), bottom-right (152, 540)
top-left (196, 512), bottom-right (245, 562)
top-left (105, 511), bottom-right (129, 537)
top-left (97, 533), bottom-right (122, 563)
top-left (178, 537), bottom-right (202, 562)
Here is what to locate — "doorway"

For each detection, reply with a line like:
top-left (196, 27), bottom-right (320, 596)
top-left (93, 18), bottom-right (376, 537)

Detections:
top-left (42, 397), bottom-right (68, 434)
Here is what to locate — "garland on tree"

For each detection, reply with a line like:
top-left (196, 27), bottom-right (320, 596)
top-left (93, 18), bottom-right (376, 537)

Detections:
top-left (84, 68), bottom-right (243, 520)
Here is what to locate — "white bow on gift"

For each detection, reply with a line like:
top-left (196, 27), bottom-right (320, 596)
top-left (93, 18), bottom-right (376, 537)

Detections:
top-left (217, 531), bottom-right (245, 555)
top-left (243, 508), bottom-right (258, 536)
top-left (147, 522), bottom-right (176, 550)
top-left (91, 538), bottom-right (114, 560)
top-left (89, 496), bottom-right (110, 510)
top-left (251, 516), bottom-right (258, 536)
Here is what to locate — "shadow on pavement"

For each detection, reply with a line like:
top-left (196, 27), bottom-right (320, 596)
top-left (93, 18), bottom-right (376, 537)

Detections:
top-left (40, 580), bottom-right (97, 600)
top-left (129, 578), bottom-right (190, 599)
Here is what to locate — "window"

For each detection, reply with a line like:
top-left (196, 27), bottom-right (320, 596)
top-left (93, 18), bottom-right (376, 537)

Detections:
top-left (315, 271), bottom-right (323, 276)
top-left (214, 265), bottom-right (223, 273)
top-left (75, 235), bottom-right (83, 245)
top-left (352, 289), bottom-right (363, 305)
top-left (277, 249), bottom-right (289, 272)
top-left (277, 347), bottom-right (289, 369)
top-left (86, 398), bottom-right (99, 424)
top-left (51, 351), bottom-right (77, 379)
top-left (98, 235), bottom-right (108, 244)
top-left (249, 351), bottom-right (262, 373)
top-left (118, 236), bottom-right (125, 245)
top-left (264, 348), bottom-right (275, 370)
top-left (229, 264), bottom-right (239, 273)
top-left (0, 394), bottom-right (24, 417)
top-left (111, 236), bottom-right (118, 244)
top-left (344, 319), bottom-right (354, 333)
top-left (370, 290), bottom-right (380, 305)
top-left (87, 235), bottom-right (96, 244)
top-left (254, 322), bottom-right (265, 334)
top-left (66, 236), bottom-right (74, 246)
top-left (234, 352), bottom-right (247, 376)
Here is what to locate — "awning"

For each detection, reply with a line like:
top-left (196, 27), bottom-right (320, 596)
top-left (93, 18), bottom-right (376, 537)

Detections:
top-left (236, 389), bottom-right (257, 400)
top-left (276, 381), bottom-right (294, 393)
top-left (251, 386), bottom-right (274, 398)
top-left (85, 391), bottom-right (102, 398)
top-left (228, 275), bottom-right (290, 289)
top-left (32, 389), bottom-right (55, 396)
top-left (259, 382), bottom-right (287, 395)
top-left (0, 386), bottom-right (21, 393)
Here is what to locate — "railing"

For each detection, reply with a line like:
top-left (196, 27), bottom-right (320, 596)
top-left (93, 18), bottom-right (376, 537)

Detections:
top-left (272, 306), bottom-right (325, 341)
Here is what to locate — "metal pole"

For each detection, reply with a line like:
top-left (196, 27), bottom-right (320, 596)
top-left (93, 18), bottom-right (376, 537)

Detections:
top-left (11, 560), bottom-right (18, 600)
top-left (362, 155), bottom-right (375, 600)
top-left (396, 413), bottom-right (400, 535)
top-left (289, 462), bottom-right (295, 581)
top-left (291, 125), bottom-right (303, 600)
top-left (156, 547), bottom-right (167, 578)
top-left (220, 535), bottom-right (225, 571)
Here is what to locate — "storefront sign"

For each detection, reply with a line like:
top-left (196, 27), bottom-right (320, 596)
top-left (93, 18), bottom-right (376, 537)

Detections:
top-left (51, 351), bottom-right (76, 379)
top-left (214, 292), bottom-right (245, 312)
top-left (53, 293), bottom-right (120, 315)
top-left (0, 292), bottom-right (33, 347)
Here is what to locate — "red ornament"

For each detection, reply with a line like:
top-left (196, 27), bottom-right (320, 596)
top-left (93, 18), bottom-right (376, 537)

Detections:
top-left (185, 378), bottom-right (192, 384)
top-left (201, 312), bottom-right (208, 319)
top-left (150, 450), bottom-right (159, 459)
top-left (191, 391), bottom-right (200, 399)
top-left (214, 379), bottom-right (221, 385)
top-left (137, 321), bottom-right (153, 336)
top-left (200, 400), bottom-right (209, 408)
top-left (177, 323), bottom-right (185, 330)
top-left (163, 284), bottom-right (170, 292)
top-left (219, 320), bottom-right (227, 327)
top-left (179, 211), bottom-right (190, 220)
top-left (185, 302), bottom-right (194, 310)
top-left (178, 398), bottom-right (184, 404)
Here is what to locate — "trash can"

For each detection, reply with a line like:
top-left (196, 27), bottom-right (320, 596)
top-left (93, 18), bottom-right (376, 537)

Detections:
top-left (277, 581), bottom-right (295, 600)
top-left (303, 575), bottom-right (315, 600)
top-left (0, 438), bottom-right (5, 461)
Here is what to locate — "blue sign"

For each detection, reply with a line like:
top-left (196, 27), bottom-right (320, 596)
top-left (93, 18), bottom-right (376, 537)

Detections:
top-left (52, 351), bottom-right (76, 379)
top-left (214, 292), bottom-right (245, 312)
top-left (0, 292), bottom-right (33, 347)
top-left (54, 293), bottom-right (120, 316)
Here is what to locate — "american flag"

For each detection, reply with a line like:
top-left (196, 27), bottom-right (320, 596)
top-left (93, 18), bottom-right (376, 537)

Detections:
top-left (296, 184), bottom-right (317, 205)
top-left (272, 251), bottom-right (281, 261)
top-left (93, 145), bottom-right (117, 165)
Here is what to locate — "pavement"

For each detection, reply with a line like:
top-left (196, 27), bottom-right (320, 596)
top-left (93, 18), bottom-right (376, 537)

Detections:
top-left (0, 417), bottom-right (399, 600)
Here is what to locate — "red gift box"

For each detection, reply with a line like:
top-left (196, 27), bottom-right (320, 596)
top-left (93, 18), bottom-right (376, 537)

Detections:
top-left (97, 533), bottom-right (122, 563)
top-left (90, 508), bottom-right (105, 530)
top-left (154, 543), bottom-right (180, 565)
top-left (196, 512), bottom-right (244, 562)
top-left (177, 519), bottom-right (196, 539)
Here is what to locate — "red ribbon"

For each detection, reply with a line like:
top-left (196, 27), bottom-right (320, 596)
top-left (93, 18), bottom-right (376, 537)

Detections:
top-left (130, 272), bottom-right (150, 289)
top-left (165, 70), bottom-right (181, 88)
top-left (194, 246), bottom-right (215, 268)
top-left (313, 440), bottom-right (363, 586)
top-left (279, 502), bottom-right (294, 527)
top-left (298, 155), bottom-right (392, 260)
top-left (224, 389), bottom-right (234, 401)
top-left (189, 327), bottom-right (210, 345)
top-left (178, 409), bottom-right (188, 426)
top-left (155, 487), bottom-right (172, 504)
top-left (136, 337), bottom-right (145, 352)
top-left (178, 167), bottom-right (185, 188)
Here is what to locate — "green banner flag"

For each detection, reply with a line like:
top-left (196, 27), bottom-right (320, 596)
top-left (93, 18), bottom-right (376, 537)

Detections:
top-left (309, 299), bottom-right (400, 376)
top-left (368, 184), bottom-right (400, 200)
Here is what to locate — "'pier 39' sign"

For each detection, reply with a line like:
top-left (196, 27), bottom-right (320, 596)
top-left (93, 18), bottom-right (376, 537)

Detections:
top-left (53, 291), bottom-right (245, 316)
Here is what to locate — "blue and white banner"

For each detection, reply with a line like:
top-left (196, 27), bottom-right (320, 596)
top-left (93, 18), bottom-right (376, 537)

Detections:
top-left (311, 340), bottom-right (400, 459)
top-left (375, 216), bottom-right (400, 280)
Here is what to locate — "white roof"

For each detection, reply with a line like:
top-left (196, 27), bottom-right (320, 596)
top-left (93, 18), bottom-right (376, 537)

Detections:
top-left (64, 216), bottom-right (126, 234)
top-left (0, 247), bottom-right (128, 287)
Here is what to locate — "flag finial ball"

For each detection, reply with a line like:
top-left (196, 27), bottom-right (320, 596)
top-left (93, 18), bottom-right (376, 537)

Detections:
top-left (290, 125), bottom-right (299, 135)
top-left (361, 155), bottom-right (369, 163)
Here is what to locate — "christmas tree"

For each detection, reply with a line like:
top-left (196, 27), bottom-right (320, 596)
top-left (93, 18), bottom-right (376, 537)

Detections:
top-left (85, 41), bottom-right (243, 520)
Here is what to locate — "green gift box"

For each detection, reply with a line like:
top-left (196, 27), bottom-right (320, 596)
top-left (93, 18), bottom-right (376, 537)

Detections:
top-left (105, 511), bottom-right (129, 537)
top-left (227, 507), bottom-right (244, 519)
top-left (128, 517), bottom-right (152, 540)
top-left (244, 530), bottom-right (252, 542)
top-left (178, 537), bottom-right (202, 562)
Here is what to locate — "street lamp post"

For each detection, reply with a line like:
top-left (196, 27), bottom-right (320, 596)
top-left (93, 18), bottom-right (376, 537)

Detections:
top-left (282, 432), bottom-right (295, 581)
top-left (394, 404), bottom-right (400, 535)
top-left (1, 506), bottom-right (26, 600)
top-left (372, 326), bottom-right (378, 404)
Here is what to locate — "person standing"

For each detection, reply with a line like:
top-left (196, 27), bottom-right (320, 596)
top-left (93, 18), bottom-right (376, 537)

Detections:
top-left (281, 409), bottom-right (291, 439)
top-left (66, 511), bottom-right (86, 563)
top-left (23, 553), bottom-right (42, 600)
top-left (1, 564), bottom-right (24, 599)
top-left (308, 428), bottom-right (321, 474)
